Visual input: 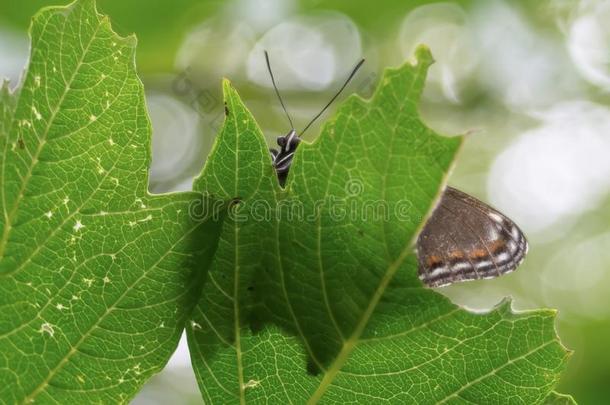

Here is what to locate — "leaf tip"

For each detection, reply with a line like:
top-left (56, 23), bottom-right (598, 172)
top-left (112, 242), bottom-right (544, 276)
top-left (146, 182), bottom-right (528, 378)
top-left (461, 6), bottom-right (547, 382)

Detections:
top-left (411, 44), bottom-right (434, 68)
top-left (221, 79), bottom-right (242, 109)
top-left (222, 78), bottom-right (235, 95)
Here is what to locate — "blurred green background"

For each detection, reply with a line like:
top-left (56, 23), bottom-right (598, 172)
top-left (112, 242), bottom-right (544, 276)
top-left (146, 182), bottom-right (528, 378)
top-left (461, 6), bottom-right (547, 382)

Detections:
top-left (2, 0), bottom-right (609, 403)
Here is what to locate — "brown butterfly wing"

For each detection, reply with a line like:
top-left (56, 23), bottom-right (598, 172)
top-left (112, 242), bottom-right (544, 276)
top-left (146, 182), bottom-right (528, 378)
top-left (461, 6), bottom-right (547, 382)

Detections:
top-left (417, 187), bottom-right (528, 288)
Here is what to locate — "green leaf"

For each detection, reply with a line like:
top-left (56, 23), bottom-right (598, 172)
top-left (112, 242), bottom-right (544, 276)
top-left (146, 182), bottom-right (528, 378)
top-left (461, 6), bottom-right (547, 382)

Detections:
top-left (0, 0), bottom-right (222, 402)
top-left (543, 391), bottom-right (578, 405)
top-left (187, 47), bottom-right (571, 403)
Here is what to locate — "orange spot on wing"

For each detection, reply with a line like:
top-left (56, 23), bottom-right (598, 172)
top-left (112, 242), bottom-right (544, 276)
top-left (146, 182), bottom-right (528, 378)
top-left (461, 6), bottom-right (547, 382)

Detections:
top-left (470, 249), bottom-right (487, 259)
top-left (426, 255), bottom-right (443, 267)
top-left (490, 240), bottom-right (506, 252)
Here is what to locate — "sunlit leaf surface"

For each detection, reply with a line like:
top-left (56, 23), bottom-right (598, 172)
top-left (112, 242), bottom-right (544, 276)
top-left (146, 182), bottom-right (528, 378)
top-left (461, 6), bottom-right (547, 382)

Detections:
top-left (187, 47), bottom-right (570, 404)
top-left (0, 1), bottom-right (221, 402)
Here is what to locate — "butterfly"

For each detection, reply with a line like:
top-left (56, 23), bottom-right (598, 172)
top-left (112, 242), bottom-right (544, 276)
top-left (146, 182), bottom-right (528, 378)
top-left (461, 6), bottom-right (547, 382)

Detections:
top-left (416, 186), bottom-right (527, 287)
top-left (263, 51), bottom-right (528, 288)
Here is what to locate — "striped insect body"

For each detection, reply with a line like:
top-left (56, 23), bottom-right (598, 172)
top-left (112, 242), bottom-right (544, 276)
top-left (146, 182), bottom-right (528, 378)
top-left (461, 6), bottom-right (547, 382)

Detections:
top-left (270, 129), bottom-right (301, 186)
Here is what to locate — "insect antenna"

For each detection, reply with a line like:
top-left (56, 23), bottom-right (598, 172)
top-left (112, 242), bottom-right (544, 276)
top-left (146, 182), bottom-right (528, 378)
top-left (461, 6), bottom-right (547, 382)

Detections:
top-left (300, 58), bottom-right (365, 136)
top-left (264, 50), bottom-right (294, 130)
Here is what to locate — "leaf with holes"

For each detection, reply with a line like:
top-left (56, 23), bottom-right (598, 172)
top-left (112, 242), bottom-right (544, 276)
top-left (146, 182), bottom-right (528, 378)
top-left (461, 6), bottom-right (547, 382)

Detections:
top-left (0, 0), bottom-right (222, 402)
top-left (187, 47), bottom-right (571, 403)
